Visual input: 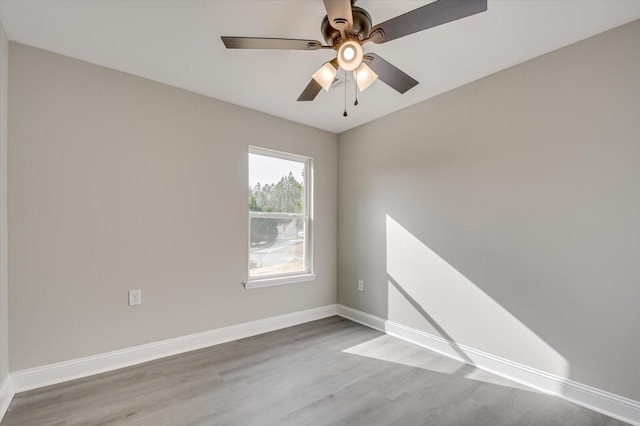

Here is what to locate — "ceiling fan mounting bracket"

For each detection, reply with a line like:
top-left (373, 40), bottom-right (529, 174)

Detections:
top-left (367, 28), bottom-right (385, 44)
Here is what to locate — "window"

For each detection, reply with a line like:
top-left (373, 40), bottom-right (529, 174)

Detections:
top-left (246, 147), bottom-right (314, 288)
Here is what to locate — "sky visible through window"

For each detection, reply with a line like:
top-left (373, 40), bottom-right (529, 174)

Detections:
top-left (249, 153), bottom-right (304, 187)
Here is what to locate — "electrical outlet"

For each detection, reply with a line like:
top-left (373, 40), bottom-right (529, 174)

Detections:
top-left (358, 280), bottom-right (364, 292)
top-left (128, 289), bottom-right (142, 306)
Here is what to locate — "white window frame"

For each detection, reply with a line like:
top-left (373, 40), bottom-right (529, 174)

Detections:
top-left (245, 146), bottom-right (315, 289)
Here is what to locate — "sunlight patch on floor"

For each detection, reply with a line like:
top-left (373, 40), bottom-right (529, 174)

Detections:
top-left (342, 335), bottom-right (461, 375)
top-left (342, 335), bottom-right (532, 392)
top-left (463, 367), bottom-right (532, 391)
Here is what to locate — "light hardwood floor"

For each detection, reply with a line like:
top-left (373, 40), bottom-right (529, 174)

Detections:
top-left (2, 317), bottom-right (628, 425)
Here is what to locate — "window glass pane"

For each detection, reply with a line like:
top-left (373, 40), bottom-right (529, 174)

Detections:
top-left (250, 218), bottom-right (305, 277)
top-left (249, 153), bottom-right (305, 213)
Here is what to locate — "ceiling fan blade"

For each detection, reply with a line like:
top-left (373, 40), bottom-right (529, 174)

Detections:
top-left (364, 53), bottom-right (418, 94)
top-left (323, 0), bottom-right (354, 31)
top-left (367, 0), bottom-right (487, 44)
top-left (297, 79), bottom-right (323, 102)
top-left (221, 36), bottom-right (325, 50)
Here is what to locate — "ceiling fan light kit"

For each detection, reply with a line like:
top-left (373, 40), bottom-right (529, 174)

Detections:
top-left (354, 62), bottom-right (378, 92)
top-left (222, 0), bottom-right (487, 108)
top-left (312, 60), bottom-right (339, 91)
top-left (337, 39), bottom-right (364, 71)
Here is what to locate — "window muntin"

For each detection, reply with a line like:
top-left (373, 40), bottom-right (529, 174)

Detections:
top-left (248, 147), bottom-right (312, 281)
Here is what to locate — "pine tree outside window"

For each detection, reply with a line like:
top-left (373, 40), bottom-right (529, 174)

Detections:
top-left (246, 147), bottom-right (314, 288)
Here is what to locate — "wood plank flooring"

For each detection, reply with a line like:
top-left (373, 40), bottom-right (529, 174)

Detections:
top-left (2, 317), bottom-right (628, 425)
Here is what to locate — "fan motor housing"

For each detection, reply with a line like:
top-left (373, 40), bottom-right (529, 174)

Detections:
top-left (321, 6), bottom-right (372, 46)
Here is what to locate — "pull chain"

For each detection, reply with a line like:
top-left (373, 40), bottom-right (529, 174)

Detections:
top-left (354, 68), bottom-right (359, 106)
top-left (343, 70), bottom-right (348, 117)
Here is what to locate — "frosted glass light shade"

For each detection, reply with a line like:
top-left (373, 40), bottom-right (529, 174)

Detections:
top-left (337, 40), bottom-right (363, 72)
top-left (354, 63), bottom-right (378, 91)
top-left (312, 61), bottom-right (337, 91)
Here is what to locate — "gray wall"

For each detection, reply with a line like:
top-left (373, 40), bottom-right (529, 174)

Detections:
top-left (338, 19), bottom-right (640, 400)
top-left (0, 22), bottom-right (8, 385)
top-left (8, 43), bottom-right (337, 371)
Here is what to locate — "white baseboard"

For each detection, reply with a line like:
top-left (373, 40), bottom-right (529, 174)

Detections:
top-left (0, 374), bottom-right (15, 422)
top-left (336, 304), bottom-right (640, 426)
top-left (11, 304), bottom-right (337, 394)
top-left (7, 303), bottom-right (639, 425)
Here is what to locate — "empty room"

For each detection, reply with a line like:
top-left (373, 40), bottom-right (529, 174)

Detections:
top-left (0, 0), bottom-right (639, 424)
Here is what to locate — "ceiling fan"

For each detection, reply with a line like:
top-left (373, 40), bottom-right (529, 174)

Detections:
top-left (222, 0), bottom-right (487, 102)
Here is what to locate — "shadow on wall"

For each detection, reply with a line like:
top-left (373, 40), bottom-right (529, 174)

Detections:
top-left (387, 274), bottom-right (474, 365)
top-left (385, 214), bottom-right (568, 385)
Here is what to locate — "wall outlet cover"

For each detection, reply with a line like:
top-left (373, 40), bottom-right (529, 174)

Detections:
top-left (128, 289), bottom-right (142, 306)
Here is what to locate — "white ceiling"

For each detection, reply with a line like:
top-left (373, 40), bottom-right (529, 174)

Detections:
top-left (1, 0), bottom-right (639, 133)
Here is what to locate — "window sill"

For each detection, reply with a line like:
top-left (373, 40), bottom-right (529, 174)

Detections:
top-left (244, 273), bottom-right (316, 289)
